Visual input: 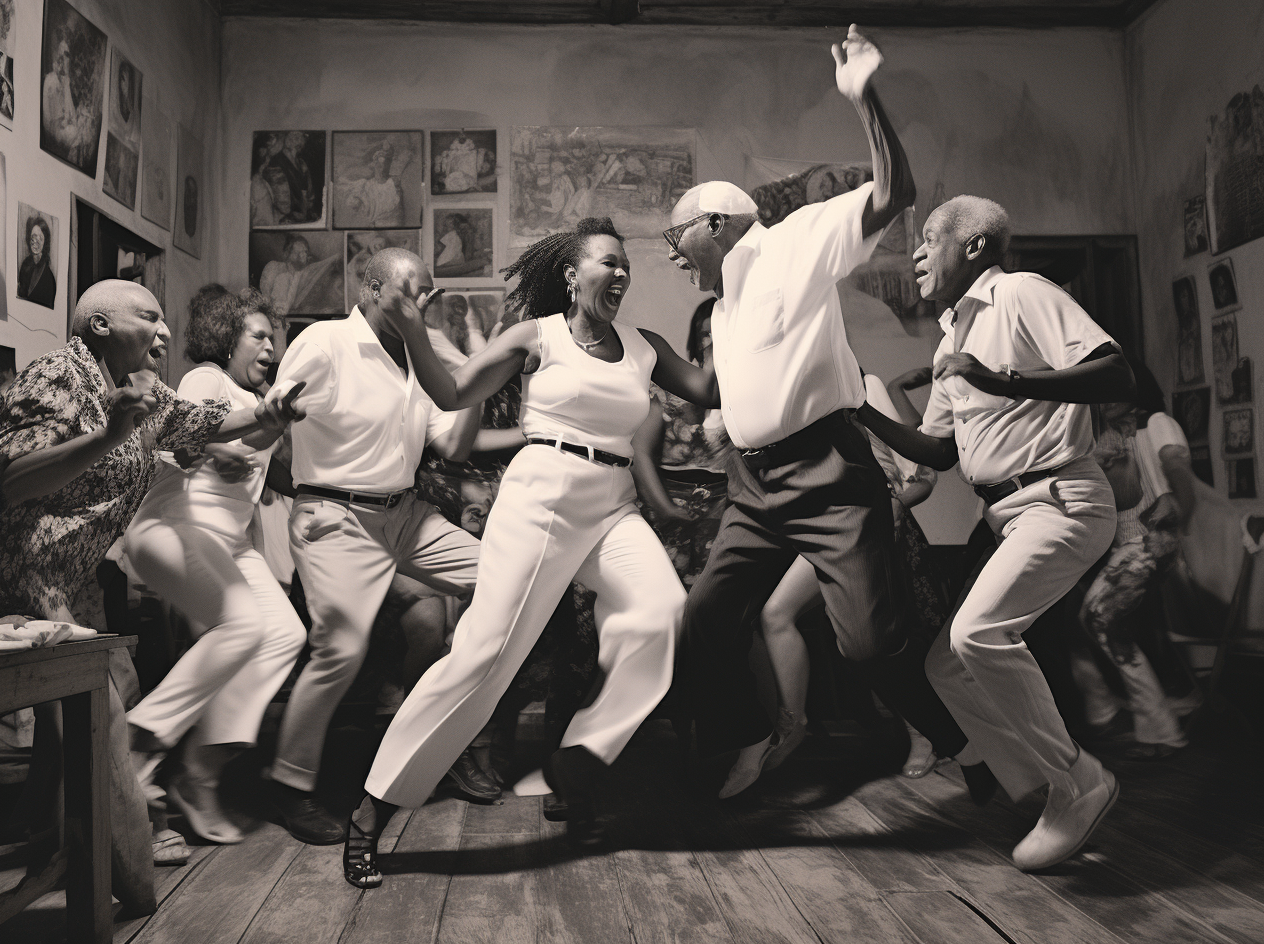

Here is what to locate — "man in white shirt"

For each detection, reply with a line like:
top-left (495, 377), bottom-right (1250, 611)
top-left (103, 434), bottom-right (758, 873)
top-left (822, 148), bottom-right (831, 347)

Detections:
top-left (858, 195), bottom-right (1135, 872)
top-left (665, 26), bottom-right (973, 800)
top-left (266, 248), bottom-right (485, 843)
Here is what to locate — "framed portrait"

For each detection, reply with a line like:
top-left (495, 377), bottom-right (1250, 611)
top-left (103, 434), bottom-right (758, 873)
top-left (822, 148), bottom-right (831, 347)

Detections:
top-left (251, 130), bottom-right (327, 229)
top-left (103, 133), bottom-right (139, 210)
top-left (40, 0), bottom-right (107, 178)
top-left (1206, 87), bottom-right (1264, 255)
top-left (250, 230), bottom-right (345, 317)
top-left (1223, 407), bottom-right (1255, 456)
top-left (1226, 457), bottom-right (1257, 500)
top-left (1172, 276), bottom-right (1204, 385)
top-left (108, 47), bottom-right (141, 148)
top-left (0, 0), bottom-right (14, 131)
top-left (141, 100), bottom-right (172, 230)
top-left (431, 129), bottom-right (497, 195)
top-left (344, 229), bottom-right (420, 310)
top-left (431, 289), bottom-right (506, 354)
top-left (432, 207), bottom-right (493, 280)
top-left (16, 202), bottom-right (59, 310)
top-left (1183, 195), bottom-right (1209, 257)
top-left (331, 131), bottom-right (424, 229)
top-left (173, 123), bottom-right (203, 258)
top-left (1207, 257), bottom-right (1239, 311)
top-left (0, 151), bottom-right (6, 322)
top-left (1172, 386), bottom-right (1211, 446)
top-left (0, 344), bottom-right (15, 392)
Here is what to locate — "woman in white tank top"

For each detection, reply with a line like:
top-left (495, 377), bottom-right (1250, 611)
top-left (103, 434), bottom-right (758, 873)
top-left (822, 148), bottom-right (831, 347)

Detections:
top-left (344, 218), bottom-right (721, 888)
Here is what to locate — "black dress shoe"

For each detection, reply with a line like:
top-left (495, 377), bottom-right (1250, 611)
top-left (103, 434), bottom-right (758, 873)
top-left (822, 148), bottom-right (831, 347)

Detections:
top-left (441, 749), bottom-right (502, 803)
top-left (542, 792), bottom-right (569, 822)
top-left (269, 781), bottom-right (346, 845)
top-left (544, 747), bottom-right (606, 846)
top-left (961, 761), bottom-right (999, 807)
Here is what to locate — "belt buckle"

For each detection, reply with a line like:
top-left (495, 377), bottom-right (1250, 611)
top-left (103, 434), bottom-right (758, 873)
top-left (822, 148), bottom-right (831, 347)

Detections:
top-left (385, 490), bottom-right (404, 509)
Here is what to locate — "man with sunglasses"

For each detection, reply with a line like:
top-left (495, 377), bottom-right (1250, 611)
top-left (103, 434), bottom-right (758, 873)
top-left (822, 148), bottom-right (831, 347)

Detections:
top-left (666, 26), bottom-right (978, 802)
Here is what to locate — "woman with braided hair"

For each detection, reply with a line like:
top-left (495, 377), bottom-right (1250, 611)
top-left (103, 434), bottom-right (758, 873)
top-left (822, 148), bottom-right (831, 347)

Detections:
top-left (342, 217), bottom-right (719, 887)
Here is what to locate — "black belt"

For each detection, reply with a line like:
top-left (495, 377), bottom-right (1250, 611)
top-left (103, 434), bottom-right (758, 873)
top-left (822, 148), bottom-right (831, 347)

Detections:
top-left (296, 484), bottom-right (411, 508)
top-left (973, 465), bottom-right (1066, 505)
top-left (738, 410), bottom-right (855, 472)
top-left (527, 437), bottom-right (632, 468)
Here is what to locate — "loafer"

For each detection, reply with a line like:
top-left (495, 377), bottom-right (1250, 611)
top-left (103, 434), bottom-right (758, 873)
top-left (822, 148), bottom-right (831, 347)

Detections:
top-left (441, 748), bottom-right (502, 803)
top-left (1012, 769), bottom-right (1118, 872)
top-left (270, 782), bottom-right (346, 845)
top-left (544, 747), bottom-right (606, 846)
top-left (542, 792), bottom-right (569, 822)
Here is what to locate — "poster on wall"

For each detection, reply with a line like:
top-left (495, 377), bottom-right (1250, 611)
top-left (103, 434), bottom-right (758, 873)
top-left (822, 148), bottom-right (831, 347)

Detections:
top-left (1183, 195), bottom-right (1209, 257)
top-left (1172, 276), bottom-right (1204, 385)
top-left (39, 0), bottom-right (107, 178)
top-left (1211, 313), bottom-right (1239, 402)
top-left (1172, 386), bottom-right (1214, 486)
top-left (433, 207), bottom-right (493, 279)
top-left (0, 1), bottom-right (14, 131)
top-left (1206, 86), bottom-right (1264, 255)
top-left (431, 289), bottom-right (506, 354)
top-left (0, 345), bottom-right (14, 392)
top-left (173, 123), bottom-right (203, 258)
top-left (16, 202), bottom-right (58, 310)
top-left (141, 100), bottom-right (172, 230)
top-left (251, 130), bottom-right (327, 229)
top-left (0, 151), bottom-right (6, 322)
top-left (331, 131), bottom-right (424, 229)
top-left (344, 229), bottom-right (419, 311)
top-left (1226, 457), bottom-right (1257, 499)
top-left (431, 130), bottom-right (497, 195)
top-left (1207, 257), bottom-right (1239, 311)
top-left (102, 48), bottom-right (141, 210)
top-left (250, 230), bottom-right (344, 317)
top-left (1223, 407), bottom-right (1255, 456)
top-left (103, 135), bottom-right (139, 210)
top-left (510, 126), bottom-right (694, 247)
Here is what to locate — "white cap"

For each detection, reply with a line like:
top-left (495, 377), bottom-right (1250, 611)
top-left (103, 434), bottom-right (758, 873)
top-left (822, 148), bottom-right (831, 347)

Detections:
top-left (683, 180), bottom-right (759, 216)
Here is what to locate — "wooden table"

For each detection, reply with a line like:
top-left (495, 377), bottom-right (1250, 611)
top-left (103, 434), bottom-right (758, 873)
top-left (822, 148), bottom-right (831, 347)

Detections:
top-left (0, 635), bottom-right (137, 944)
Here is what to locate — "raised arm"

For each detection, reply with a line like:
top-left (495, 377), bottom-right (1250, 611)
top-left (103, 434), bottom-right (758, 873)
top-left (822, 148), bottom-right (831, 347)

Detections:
top-left (832, 25), bottom-right (916, 238)
top-left (640, 329), bottom-right (720, 408)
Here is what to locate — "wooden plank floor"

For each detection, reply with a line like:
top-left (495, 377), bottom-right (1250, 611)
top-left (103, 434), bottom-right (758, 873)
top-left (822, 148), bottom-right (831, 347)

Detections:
top-left (5, 719), bottom-right (1264, 944)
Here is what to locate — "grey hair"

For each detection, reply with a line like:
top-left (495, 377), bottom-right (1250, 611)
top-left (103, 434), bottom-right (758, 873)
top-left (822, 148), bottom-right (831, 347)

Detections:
top-left (932, 195), bottom-right (1011, 262)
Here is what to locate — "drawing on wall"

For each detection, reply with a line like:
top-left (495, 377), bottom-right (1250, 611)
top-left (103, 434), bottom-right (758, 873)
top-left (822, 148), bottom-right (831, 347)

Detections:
top-left (40, 0), bottom-right (107, 177)
top-left (1211, 312), bottom-right (1253, 405)
top-left (332, 131), bottom-right (424, 229)
top-left (0, 344), bottom-right (14, 392)
top-left (1172, 276), bottom-right (1204, 385)
top-left (1207, 257), bottom-right (1239, 310)
top-left (250, 231), bottom-right (344, 317)
top-left (433, 207), bottom-right (493, 279)
top-left (103, 134), bottom-right (139, 210)
top-left (251, 130), bottom-right (327, 228)
top-left (173, 123), bottom-right (203, 258)
top-left (1226, 457), bottom-right (1256, 499)
top-left (0, 0), bottom-right (15, 130)
top-left (1224, 407), bottom-right (1255, 455)
top-left (1183, 195), bottom-right (1209, 257)
top-left (510, 126), bottom-right (694, 247)
top-left (430, 289), bottom-right (506, 353)
top-left (141, 100), bottom-right (171, 230)
top-left (431, 129), bottom-right (497, 195)
top-left (344, 229), bottom-right (420, 310)
top-left (102, 48), bottom-right (141, 210)
top-left (0, 151), bottom-right (6, 322)
top-left (1172, 386), bottom-right (1214, 486)
top-left (16, 202), bottom-right (58, 310)
top-left (1206, 86), bottom-right (1264, 255)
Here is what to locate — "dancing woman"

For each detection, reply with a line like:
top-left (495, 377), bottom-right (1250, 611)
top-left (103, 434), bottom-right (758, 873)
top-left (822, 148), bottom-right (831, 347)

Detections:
top-left (344, 217), bottom-right (718, 888)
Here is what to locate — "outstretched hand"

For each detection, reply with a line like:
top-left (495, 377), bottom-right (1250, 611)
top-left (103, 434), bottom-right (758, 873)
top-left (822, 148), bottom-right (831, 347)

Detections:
top-left (831, 24), bottom-right (883, 102)
top-left (255, 379), bottom-right (307, 432)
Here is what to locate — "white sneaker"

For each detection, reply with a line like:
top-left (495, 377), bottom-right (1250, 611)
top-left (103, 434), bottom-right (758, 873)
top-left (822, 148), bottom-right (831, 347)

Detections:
top-left (1012, 768), bottom-right (1118, 871)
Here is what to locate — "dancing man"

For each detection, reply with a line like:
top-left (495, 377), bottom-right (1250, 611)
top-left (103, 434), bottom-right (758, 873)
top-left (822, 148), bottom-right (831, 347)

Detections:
top-left (857, 194), bottom-right (1133, 870)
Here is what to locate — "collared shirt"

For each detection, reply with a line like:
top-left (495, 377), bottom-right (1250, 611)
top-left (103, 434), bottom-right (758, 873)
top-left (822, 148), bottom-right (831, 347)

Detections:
top-left (275, 307), bottom-right (456, 492)
top-left (710, 182), bottom-right (884, 450)
top-left (919, 265), bottom-right (1117, 485)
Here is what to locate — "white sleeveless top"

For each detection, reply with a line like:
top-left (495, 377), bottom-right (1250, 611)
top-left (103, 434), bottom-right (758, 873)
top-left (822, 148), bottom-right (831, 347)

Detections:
top-left (520, 313), bottom-right (657, 460)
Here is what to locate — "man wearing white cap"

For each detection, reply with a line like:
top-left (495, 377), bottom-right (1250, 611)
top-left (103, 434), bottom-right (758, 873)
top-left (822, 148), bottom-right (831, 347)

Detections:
top-left (665, 26), bottom-right (978, 798)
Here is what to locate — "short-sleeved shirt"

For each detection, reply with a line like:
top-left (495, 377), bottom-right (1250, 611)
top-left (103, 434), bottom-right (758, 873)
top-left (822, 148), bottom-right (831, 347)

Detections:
top-left (274, 307), bottom-right (456, 492)
top-left (710, 181), bottom-right (885, 450)
top-left (0, 338), bottom-right (231, 618)
top-left (919, 266), bottom-right (1118, 486)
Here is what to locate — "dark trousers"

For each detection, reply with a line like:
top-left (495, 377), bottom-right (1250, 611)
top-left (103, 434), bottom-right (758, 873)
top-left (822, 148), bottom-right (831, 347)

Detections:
top-left (682, 413), bottom-right (968, 759)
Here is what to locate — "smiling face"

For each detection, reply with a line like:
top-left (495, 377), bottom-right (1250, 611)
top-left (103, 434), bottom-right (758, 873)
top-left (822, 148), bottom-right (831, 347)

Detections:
top-left (228, 311), bottom-right (275, 391)
top-left (913, 210), bottom-right (974, 304)
top-left (668, 213), bottom-right (725, 294)
top-left (566, 234), bottom-right (630, 323)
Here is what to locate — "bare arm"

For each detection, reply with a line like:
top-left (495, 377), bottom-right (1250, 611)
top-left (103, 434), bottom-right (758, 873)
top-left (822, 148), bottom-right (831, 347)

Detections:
top-left (473, 426), bottom-right (527, 453)
top-left (933, 344), bottom-right (1135, 405)
top-left (206, 381), bottom-right (306, 444)
top-left (855, 402), bottom-right (958, 472)
top-left (886, 367), bottom-right (932, 426)
top-left (630, 408), bottom-right (689, 523)
top-left (1159, 444), bottom-right (1198, 532)
top-left (641, 329), bottom-right (720, 408)
top-left (429, 407), bottom-right (482, 463)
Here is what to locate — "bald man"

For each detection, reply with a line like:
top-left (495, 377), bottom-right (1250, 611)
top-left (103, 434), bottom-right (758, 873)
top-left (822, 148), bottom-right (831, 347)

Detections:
top-left (858, 195), bottom-right (1134, 871)
top-left (264, 249), bottom-right (487, 844)
top-left (663, 27), bottom-right (974, 800)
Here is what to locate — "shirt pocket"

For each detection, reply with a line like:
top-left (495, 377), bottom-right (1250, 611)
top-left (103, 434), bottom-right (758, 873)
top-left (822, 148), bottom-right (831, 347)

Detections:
top-left (290, 499), bottom-right (352, 543)
top-left (742, 289), bottom-right (785, 353)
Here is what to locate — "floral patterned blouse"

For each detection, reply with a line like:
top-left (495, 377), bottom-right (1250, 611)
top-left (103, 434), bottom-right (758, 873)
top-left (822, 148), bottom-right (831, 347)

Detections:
top-left (0, 338), bottom-right (231, 620)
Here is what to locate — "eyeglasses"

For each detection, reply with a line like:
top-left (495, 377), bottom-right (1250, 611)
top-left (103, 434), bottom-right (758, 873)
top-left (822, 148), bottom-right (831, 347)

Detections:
top-left (662, 213), bottom-right (714, 255)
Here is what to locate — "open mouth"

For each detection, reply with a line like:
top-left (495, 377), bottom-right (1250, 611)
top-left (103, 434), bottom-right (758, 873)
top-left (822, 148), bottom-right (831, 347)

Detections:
top-left (148, 341), bottom-right (167, 361)
top-left (605, 284), bottom-right (625, 307)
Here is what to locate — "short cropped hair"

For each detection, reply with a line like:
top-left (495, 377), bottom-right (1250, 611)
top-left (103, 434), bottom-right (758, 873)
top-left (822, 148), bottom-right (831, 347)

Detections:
top-left (933, 195), bottom-right (1011, 263)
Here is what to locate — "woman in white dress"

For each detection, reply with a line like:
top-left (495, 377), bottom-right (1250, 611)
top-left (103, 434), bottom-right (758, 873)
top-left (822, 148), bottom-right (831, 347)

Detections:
top-left (125, 289), bottom-right (307, 844)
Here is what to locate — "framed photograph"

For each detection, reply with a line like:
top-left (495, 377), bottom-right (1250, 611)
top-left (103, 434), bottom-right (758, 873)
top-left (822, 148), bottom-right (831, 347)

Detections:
top-left (173, 124), bottom-right (203, 258)
top-left (16, 202), bottom-right (58, 310)
top-left (344, 229), bottom-right (420, 310)
top-left (1206, 89), bottom-right (1264, 255)
top-left (431, 129), bottom-right (497, 194)
top-left (433, 207), bottom-right (493, 279)
top-left (1207, 258), bottom-right (1239, 311)
top-left (0, 0), bottom-right (15, 131)
top-left (510, 126), bottom-right (694, 246)
top-left (1172, 276), bottom-right (1204, 385)
top-left (1183, 195), bottom-right (1209, 257)
top-left (250, 230), bottom-right (345, 317)
top-left (1172, 386), bottom-right (1211, 446)
top-left (0, 151), bottom-right (6, 322)
top-left (429, 289), bottom-right (506, 355)
top-left (331, 131), bottom-right (424, 229)
top-left (140, 100), bottom-right (172, 230)
top-left (103, 133), bottom-right (139, 210)
top-left (108, 47), bottom-right (141, 148)
top-left (251, 130), bottom-right (327, 228)
top-left (40, 0), bottom-right (107, 178)
top-left (0, 344), bottom-right (15, 392)
top-left (1226, 456), bottom-right (1257, 500)
top-left (1224, 407), bottom-right (1255, 456)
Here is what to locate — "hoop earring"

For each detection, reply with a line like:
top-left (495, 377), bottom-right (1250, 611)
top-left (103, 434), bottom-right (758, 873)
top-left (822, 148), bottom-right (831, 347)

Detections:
top-left (567, 282), bottom-right (577, 302)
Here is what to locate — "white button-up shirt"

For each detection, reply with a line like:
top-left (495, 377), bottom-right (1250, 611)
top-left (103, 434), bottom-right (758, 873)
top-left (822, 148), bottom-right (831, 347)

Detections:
top-left (919, 266), bottom-right (1117, 486)
top-left (711, 182), bottom-right (884, 450)
top-left (275, 307), bottom-right (456, 492)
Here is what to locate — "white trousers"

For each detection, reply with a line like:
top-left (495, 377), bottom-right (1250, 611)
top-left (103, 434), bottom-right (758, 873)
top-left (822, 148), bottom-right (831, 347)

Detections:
top-left (926, 458), bottom-right (1117, 801)
top-left (124, 518), bottom-right (307, 749)
top-left (273, 493), bottom-right (481, 791)
top-left (367, 445), bottom-right (684, 807)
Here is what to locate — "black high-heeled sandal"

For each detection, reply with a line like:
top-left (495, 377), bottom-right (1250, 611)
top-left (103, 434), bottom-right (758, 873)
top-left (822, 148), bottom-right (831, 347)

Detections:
top-left (343, 815), bottom-right (382, 889)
